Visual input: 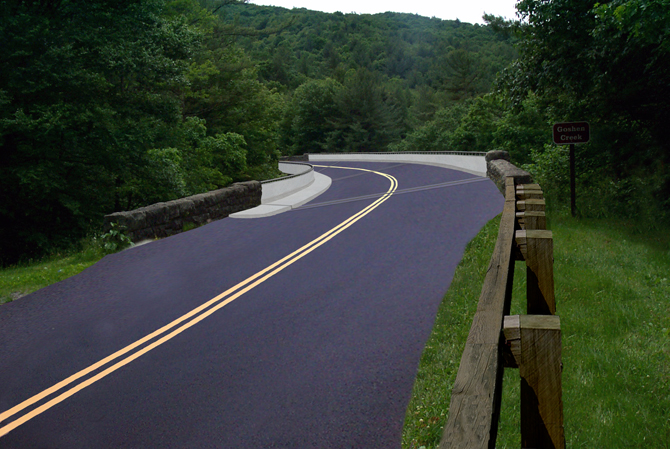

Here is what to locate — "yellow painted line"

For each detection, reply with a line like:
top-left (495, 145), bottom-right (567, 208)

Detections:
top-left (0, 165), bottom-right (398, 437)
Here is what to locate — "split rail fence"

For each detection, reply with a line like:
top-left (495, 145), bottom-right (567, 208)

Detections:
top-left (438, 176), bottom-right (565, 449)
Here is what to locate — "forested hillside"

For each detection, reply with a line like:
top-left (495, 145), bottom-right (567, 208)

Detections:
top-left (2, 0), bottom-right (668, 266)
top-left (224, 4), bottom-right (514, 91)
top-left (218, 3), bottom-right (517, 154)
top-left (0, 0), bottom-right (514, 265)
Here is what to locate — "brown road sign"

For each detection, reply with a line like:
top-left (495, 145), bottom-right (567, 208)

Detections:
top-left (553, 122), bottom-right (590, 145)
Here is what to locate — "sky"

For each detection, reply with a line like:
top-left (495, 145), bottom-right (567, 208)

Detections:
top-left (248, 0), bottom-right (518, 25)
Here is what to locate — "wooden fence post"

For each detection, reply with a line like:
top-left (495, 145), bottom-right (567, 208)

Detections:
top-left (515, 230), bottom-right (555, 315)
top-left (504, 315), bottom-right (564, 449)
top-left (515, 184), bottom-right (546, 232)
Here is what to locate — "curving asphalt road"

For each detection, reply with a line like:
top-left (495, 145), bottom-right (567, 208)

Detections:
top-left (0, 162), bottom-right (503, 448)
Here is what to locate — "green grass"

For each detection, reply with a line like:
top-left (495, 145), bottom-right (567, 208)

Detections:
top-left (0, 238), bottom-right (109, 304)
top-left (402, 214), bottom-right (670, 448)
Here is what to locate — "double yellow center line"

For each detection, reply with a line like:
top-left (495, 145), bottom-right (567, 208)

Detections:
top-left (0, 165), bottom-right (397, 437)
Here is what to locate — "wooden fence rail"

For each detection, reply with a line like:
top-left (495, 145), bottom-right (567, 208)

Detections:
top-left (438, 175), bottom-right (565, 449)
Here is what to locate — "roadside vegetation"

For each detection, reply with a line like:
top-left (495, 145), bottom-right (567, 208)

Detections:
top-left (0, 227), bottom-right (135, 304)
top-left (0, 241), bottom-right (106, 305)
top-left (402, 211), bottom-right (670, 448)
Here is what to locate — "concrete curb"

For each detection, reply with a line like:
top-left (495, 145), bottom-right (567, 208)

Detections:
top-left (230, 172), bottom-right (332, 219)
top-left (261, 162), bottom-right (315, 204)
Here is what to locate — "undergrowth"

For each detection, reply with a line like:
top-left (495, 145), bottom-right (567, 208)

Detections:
top-left (0, 228), bottom-right (132, 304)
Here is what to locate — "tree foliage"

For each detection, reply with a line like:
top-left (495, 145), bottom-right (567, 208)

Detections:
top-left (0, 0), bottom-right (200, 262)
top-left (283, 78), bottom-right (342, 153)
top-left (0, 0), bottom-right (279, 264)
top-left (394, 0), bottom-right (670, 223)
top-left (326, 69), bottom-right (406, 153)
top-left (499, 0), bottom-right (670, 221)
top-left (0, 1), bottom-right (518, 264)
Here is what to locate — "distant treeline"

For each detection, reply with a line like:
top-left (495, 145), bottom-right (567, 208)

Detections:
top-left (218, 3), bottom-right (518, 155)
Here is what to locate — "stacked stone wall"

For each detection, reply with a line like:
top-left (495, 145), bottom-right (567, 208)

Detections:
top-left (103, 181), bottom-right (261, 242)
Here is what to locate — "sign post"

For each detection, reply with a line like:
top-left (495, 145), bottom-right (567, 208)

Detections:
top-left (569, 144), bottom-right (576, 218)
top-left (553, 122), bottom-right (590, 217)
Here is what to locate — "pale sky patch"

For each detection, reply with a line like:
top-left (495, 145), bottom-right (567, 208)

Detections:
top-left (248, 0), bottom-right (518, 25)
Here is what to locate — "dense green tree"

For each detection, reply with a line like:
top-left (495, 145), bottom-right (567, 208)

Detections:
top-left (408, 86), bottom-right (443, 125)
top-left (326, 69), bottom-right (405, 152)
top-left (393, 92), bottom-right (549, 161)
top-left (164, 117), bottom-right (247, 194)
top-left (443, 49), bottom-right (483, 99)
top-left (283, 78), bottom-right (342, 154)
top-left (183, 7), bottom-right (285, 169)
top-left (389, 102), bottom-right (469, 152)
top-left (495, 0), bottom-right (670, 220)
top-left (0, 0), bottom-right (201, 263)
top-left (490, 93), bottom-right (549, 165)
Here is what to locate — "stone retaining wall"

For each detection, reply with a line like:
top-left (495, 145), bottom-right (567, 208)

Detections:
top-left (103, 181), bottom-right (261, 242)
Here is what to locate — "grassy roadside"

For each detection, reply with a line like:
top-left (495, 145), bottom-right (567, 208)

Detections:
top-left (0, 239), bottom-right (110, 304)
top-left (402, 214), bottom-right (670, 448)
